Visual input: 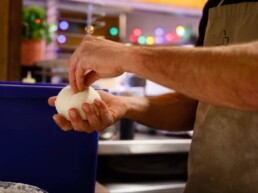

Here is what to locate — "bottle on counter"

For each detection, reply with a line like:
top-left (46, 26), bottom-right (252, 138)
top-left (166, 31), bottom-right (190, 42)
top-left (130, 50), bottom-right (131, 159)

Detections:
top-left (22, 71), bottom-right (36, 84)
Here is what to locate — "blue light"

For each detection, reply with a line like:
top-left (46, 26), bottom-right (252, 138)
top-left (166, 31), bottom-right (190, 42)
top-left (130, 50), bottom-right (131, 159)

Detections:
top-left (57, 35), bottom-right (66, 44)
top-left (155, 27), bottom-right (164, 36)
top-left (59, 21), bottom-right (69, 31)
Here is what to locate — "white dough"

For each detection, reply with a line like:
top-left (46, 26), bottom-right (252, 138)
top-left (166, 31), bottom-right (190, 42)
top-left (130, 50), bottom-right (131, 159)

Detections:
top-left (55, 85), bottom-right (101, 121)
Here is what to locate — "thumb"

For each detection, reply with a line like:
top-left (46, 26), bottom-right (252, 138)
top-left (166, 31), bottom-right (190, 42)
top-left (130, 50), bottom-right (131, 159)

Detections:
top-left (48, 96), bottom-right (57, 107)
top-left (97, 89), bottom-right (111, 98)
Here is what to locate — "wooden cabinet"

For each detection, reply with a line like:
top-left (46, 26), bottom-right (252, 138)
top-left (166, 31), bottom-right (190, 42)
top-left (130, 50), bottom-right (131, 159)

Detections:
top-left (0, 0), bottom-right (22, 81)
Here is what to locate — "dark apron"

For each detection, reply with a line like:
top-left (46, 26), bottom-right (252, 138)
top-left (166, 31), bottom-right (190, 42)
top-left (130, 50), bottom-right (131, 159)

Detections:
top-left (184, 2), bottom-right (258, 193)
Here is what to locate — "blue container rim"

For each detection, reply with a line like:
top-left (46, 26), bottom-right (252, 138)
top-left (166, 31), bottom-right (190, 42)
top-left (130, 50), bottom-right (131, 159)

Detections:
top-left (0, 82), bottom-right (108, 99)
top-left (0, 82), bottom-right (65, 99)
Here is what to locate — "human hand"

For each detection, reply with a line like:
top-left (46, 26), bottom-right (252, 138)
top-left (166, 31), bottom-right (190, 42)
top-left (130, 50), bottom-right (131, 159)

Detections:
top-left (48, 90), bottom-right (127, 133)
top-left (69, 35), bottom-right (129, 93)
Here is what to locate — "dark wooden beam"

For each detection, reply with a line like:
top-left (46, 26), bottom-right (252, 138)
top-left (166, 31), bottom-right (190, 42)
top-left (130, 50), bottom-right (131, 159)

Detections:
top-left (0, 0), bottom-right (9, 81)
top-left (0, 0), bottom-right (22, 81)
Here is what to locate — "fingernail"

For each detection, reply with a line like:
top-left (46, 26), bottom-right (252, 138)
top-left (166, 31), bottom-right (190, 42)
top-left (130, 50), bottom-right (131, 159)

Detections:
top-left (53, 115), bottom-right (59, 123)
top-left (69, 110), bottom-right (76, 118)
top-left (94, 99), bottom-right (101, 107)
top-left (83, 104), bottom-right (90, 113)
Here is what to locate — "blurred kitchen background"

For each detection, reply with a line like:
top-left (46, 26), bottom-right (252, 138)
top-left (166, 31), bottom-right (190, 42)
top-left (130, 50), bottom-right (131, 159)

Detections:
top-left (0, 0), bottom-right (206, 192)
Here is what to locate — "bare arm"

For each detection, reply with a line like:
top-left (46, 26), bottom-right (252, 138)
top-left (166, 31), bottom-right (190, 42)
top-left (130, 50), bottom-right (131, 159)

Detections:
top-left (125, 41), bottom-right (258, 111)
top-left (122, 93), bottom-right (198, 131)
top-left (48, 91), bottom-right (198, 133)
top-left (69, 36), bottom-right (258, 111)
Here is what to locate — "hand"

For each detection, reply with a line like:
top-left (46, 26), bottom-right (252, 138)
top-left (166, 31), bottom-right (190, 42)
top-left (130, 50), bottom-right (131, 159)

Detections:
top-left (69, 35), bottom-right (129, 92)
top-left (48, 90), bottom-right (127, 133)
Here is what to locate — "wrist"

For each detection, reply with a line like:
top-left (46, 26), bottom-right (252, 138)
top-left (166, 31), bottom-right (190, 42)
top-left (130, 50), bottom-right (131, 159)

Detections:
top-left (118, 95), bottom-right (131, 119)
top-left (122, 95), bottom-right (148, 120)
top-left (120, 46), bottom-right (143, 74)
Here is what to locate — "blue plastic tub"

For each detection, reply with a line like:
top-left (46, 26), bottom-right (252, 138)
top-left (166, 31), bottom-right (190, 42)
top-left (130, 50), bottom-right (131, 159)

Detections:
top-left (0, 82), bottom-right (98, 193)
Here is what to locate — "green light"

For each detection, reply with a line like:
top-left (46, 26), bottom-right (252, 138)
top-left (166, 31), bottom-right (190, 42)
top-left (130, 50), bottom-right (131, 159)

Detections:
top-left (138, 36), bottom-right (146, 45)
top-left (110, 27), bottom-right (119, 36)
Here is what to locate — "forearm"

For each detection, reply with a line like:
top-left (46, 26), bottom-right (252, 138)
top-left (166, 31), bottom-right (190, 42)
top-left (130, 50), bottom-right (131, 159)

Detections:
top-left (124, 41), bottom-right (258, 111)
top-left (122, 92), bottom-right (198, 131)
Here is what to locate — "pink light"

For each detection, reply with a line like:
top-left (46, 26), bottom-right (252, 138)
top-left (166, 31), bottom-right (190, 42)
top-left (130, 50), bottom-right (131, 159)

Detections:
top-left (166, 33), bottom-right (175, 42)
top-left (133, 28), bottom-right (142, 37)
top-left (130, 34), bottom-right (138, 43)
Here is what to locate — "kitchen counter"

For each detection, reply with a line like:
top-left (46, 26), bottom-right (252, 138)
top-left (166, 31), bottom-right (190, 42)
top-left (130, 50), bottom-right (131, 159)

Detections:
top-left (103, 181), bottom-right (185, 193)
top-left (98, 132), bottom-right (192, 155)
top-left (97, 132), bottom-right (190, 193)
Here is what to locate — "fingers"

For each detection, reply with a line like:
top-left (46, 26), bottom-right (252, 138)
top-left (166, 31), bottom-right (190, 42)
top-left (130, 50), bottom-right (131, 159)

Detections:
top-left (68, 55), bottom-right (79, 93)
top-left (50, 94), bottom-right (111, 133)
top-left (69, 38), bottom-right (92, 93)
top-left (75, 60), bottom-right (87, 91)
top-left (53, 100), bottom-right (114, 133)
top-left (97, 90), bottom-right (112, 100)
top-left (69, 108), bottom-right (95, 133)
top-left (83, 71), bottom-right (101, 87)
top-left (52, 110), bottom-right (95, 133)
top-left (94, 99), bottom-right (113, 127)
top-left (69, 100), bottom-right (114, 133)
top-left (48, 96), bottom-right (57, 107)
top-left (82, 103), bottom-right (103, 130)
top-left (53, 114), bottom-right (73, 132)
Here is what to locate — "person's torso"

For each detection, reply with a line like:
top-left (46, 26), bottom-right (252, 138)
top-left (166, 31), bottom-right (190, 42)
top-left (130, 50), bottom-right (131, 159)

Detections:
top-left (184, 1), bottom-right (258, 193)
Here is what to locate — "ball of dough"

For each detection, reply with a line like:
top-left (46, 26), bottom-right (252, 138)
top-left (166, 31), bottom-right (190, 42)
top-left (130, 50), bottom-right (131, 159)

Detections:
top-left (55, 85), bottom-right (101, 121)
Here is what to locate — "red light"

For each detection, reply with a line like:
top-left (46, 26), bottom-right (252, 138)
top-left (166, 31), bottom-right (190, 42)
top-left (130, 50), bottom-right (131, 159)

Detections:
top-left (35, 19), bottom-right (41, 24)
top-left (129, 34), bottom-right (138, 43)
top-left (167, 32), bottom-right (181, 43)
top-left (133, 28), bottom-right (142, 37)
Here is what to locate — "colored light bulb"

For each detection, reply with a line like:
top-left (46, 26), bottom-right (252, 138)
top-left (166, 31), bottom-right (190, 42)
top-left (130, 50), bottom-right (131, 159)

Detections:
top-left (133, 28), bottom-right (142, 37)
top-left (155, 27), bottom-right (164, 36)
top-left (57, 35), bottom-right (66, 44)
top-left (155, 36), bottom-right (164, 44)
top-left (138, 36), bottom-right (146, 45)
top-left (35, 19), bottom-right (41, 24)
top-left (166, 33), bottom-right (175, 42)
top-left (85, 25), bottom-right (95, 34)
top-left (59, 21), bottom-right (69, 31)
top-left (110, 27), bottom-right (119, 36)
top-left (176, 26), bottom-right (185, 37)
top-left (146, 36), bottom-right (155, 45)
top-left (129, 34), bottom-right (138, 43)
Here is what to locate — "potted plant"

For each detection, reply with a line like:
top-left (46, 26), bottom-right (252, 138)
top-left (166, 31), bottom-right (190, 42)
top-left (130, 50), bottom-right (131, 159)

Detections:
top-left (21, 6), bottom-right (53, 66)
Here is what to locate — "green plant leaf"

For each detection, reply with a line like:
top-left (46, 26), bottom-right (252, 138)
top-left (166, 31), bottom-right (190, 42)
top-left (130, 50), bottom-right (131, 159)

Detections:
top-left (22, 5), bottom-right (53, 44)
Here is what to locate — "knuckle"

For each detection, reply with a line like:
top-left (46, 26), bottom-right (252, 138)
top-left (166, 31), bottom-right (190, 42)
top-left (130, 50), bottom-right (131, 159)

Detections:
top-left (61, 125), bottom-right (72, 132)
top-left (74, 127), bottom-right (85, 132)
top-left (84, 128), bottom-right (94, 134)
top-left (89, 120), bottom-right (101, 129)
